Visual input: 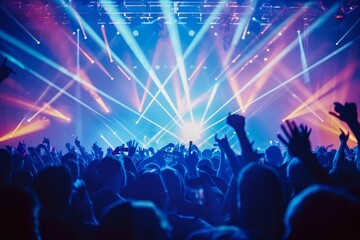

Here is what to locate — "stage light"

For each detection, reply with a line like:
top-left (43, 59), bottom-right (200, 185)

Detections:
top-left (181, 122), bottom-right (204, 141)
top-left (117, 31), bottom-right (120, 35)
top-left (155, 64), bottom-right (160, 70)
top-left (264, 57), bottom-right (268, 62)
top-left (188, 30), bottom-right (195, 36)
top-left (133, 30), bottom-right (139, 37)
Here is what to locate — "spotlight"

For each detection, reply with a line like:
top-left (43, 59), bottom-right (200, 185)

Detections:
top-left (132, 30), bottom-right (139, 37)
top-left (188, 30), bottom-right (195, 36)
top-left (181, 122), bottom-right (204, 141)
top-left (155, 65), bottom-right (160, 70)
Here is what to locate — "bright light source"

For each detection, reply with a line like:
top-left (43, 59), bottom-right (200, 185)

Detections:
top-left (264, 57), bottom-right (268, 62)
top-left (188, 30), bottom-right (195, 36)
top-left (133, 30), bottom-right (139, 37)
top-left (155, 64), bottom-right (160, 70)
top-left (117, 31), bottom-right (120, 35)
top-left (181, 122), bottom-right (204, 141)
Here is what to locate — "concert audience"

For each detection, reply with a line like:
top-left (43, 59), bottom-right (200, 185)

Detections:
top-left (0, 101), bottom-right (360, 239)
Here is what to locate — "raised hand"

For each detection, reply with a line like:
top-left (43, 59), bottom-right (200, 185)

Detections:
top-left (106, 147), bottom-right (113, 156)
top-left (214, 134), bottom-right (230, 151)
top-left (278, 120), bottom-right (312, 160)
top-left (339, 128), bottom-right (350, 143)
top-left (43, 137), bottom-right (50, 149)
top-left (226, 113), bottom-right (245, 131)
top-left (126, 140), bottom-right (138, 157)
top-left (75, 136), bottom-right (81, 146)
top-left (17, 141), bottom-right (27, 155)
top-left (185, 150), bottom-right (199, 179)
top-left (329, 102), bottom-right (358, 124)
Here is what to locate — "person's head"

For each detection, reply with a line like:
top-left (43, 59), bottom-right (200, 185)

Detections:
top-left (98, 200), bottom-right (170, 240)
top-left (284, 185), bottom-right (360, 239)
top-left (161, 168), bottom-right (184, 211)
top-left (237, 163), bottom-right (284, 238)
top-left (0, 186), bottom-right (40, 240)
top-left (201, 149), bottom-right (213, 160)
top-left (123, 156), bottom-right (137, 175)
top-left (63, 159), bottom-right (79, 183)
top-left (316, 146), bottom-right (327, 156)
top-left (96, 156), bottom-right (126, 190)
top-left (197, 159), bottom-right (217, 176)
top-left (265, 145), bottom-right (283, 167)
top-left (127, 171), bottom-right (167, 210)
top-left (83, 159), bottom-right (102, 195)
top-left (60, 152), bottom-right (77, 164)
top-left (35, 165), bottom-right (72, 215)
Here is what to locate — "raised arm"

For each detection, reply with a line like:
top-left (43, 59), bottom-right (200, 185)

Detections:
top-left (330, 129), bottom-right (349, 175)
top-left (278, 120), bottom-right (333, 186)
top-left (226, 113), bottom-right (258, 165)
top-left (329, 102), bottom-right (360, 172)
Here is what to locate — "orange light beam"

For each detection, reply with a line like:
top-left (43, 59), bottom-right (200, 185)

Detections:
top-left (1, 95), bottom-right (70, 121)
top-left (28, 80), bottom-right (75, 121)
top-left (0, 118), bottom-right (50, 142)
top-left (203, 6), bottom-right (343, 125)
top-left (67, 34), bottom-right (94, 63)
top-left (284, 65), bottom-right (354, 120)
top-left (101, 25), bottom-right (113, 63)
top-left (79, 69), bottom-right (110, 113)
top-left (71, 6), bottom-right (87, 39)
top-left (116, 64), bottom-right (131, 80)
top-left (188, 57), bottom-right (206, 81)
top-left (201, 39), bottom-right (356, 133)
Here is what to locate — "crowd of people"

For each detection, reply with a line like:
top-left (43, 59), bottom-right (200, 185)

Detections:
top-left (0, 100), bottom-right (360, 240)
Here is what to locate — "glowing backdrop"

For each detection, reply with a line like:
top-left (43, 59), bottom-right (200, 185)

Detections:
top-left (0, 1), bottom-right (359, 151)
